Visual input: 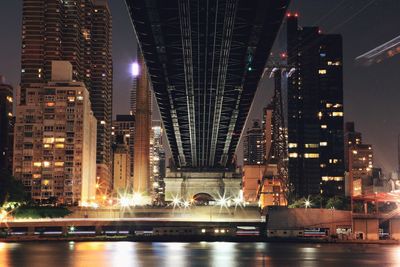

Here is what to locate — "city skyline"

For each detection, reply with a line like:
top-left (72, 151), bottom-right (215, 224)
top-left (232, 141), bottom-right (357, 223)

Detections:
top-left (1, 1), bottom-right (399, 173)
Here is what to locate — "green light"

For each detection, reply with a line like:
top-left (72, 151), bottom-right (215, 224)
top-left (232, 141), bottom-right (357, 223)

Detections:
top-left (69, 226), bottom-right (75, 232)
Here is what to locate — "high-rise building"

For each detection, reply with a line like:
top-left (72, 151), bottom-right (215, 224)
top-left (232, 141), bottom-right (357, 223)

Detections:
top-left (344, 122), bottom-right (373, 196)
top-left (133, 52), bottom-right (151, 194)
top-left (0, 76), bottom-right (13, 173)
top-left (112, 114), bottom-right (135, 190)
top-left (130, 72), bottom-right (137, 115)
top-left (112, 136), bottom-right (131, 195)
top-left (243, 120), bottom-right (264, 165)
top-left (150, 121), bottom-right (165, 204)
top-left (286, 15), bottom-right (344, 198)
top-left (20, 0), bottom-right (113, 194)
top-left (14, 61), bottom-right (97, 205)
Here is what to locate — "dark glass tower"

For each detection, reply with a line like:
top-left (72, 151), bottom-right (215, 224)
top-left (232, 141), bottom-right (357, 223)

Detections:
top-left (286, 15), bottom-right (344, 198)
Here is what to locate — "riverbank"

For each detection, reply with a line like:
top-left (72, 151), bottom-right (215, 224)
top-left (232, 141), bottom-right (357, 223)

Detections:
top-left (1, 235), bottom-right (399, 244)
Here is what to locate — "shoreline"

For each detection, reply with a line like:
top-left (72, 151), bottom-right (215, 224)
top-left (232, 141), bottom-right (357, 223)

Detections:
top-left (0, 235), bottom-right (399, 245)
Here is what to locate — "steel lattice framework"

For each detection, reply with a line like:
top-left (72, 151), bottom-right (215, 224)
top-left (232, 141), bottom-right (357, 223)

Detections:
top-left (125, 0), bottom-right (290, 168)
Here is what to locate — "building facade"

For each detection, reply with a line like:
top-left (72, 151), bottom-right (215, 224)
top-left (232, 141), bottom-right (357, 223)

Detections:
top-left (150, 121), bottom-right (165, 204)
top-left (133, 52), bottom-right (151, 194)
top-left (14, 61), bottom-right (97, 205)
top-left (112, 114), bottom-right (135, 191)
top-left (286, 15), bottom-right (344, 198)
top-left (345, 122), bottom-right (373, 196)
top-left (243, 120), bottom-right (264, 165)
top-left (112, 138), bottom-right (131, 195)
top-left (0, 77), bottom-right (14, 173)
top-left (20, 0), bottom-right (113, 194)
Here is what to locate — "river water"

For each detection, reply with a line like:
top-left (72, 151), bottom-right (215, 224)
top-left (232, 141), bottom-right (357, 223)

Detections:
top-left (0, 241), bottom-right (398, 267)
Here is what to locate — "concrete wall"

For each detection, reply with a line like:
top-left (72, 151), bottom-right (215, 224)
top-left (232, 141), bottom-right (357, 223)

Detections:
top-left (353, 218), bottom-right (379, 240)
top-left (164, 171), bottom-right (241, 201)
top-left (389, 219), bottom-right (400, 240)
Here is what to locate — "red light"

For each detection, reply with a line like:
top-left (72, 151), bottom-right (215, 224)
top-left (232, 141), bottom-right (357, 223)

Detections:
top-left (280, 52), bottom-right (287, 58)
top-left (286, 12), bottom-right (291, 17)
top-left (294, 13), bottom-right (299, 17)
top-left (318, 29), bottom-right (322, 34)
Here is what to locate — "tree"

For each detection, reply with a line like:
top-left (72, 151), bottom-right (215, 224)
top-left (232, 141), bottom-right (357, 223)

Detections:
top-left (0, 170), bottom-right (28, 206)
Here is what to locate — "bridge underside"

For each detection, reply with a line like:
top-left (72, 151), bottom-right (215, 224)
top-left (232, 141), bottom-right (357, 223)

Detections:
top-left (125, 0), bottom-right (290, 168)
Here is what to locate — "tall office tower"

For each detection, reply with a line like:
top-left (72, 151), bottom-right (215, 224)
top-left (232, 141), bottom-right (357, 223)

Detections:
top-left (20, 0), bottom-right (113, 194)
top-left (112, 135), bottom-right (131, 195)
top-left (286, 15), bottom-right (344, 198)
top-left (130, 75), bottom-right (137, 115)
top-left (262, 105), bottom-right (274, 163)
top-left (0, 76), bottom-right (14, 173)
top-left (243, 120), bottom-right (264, 166)
top-left (133, 52), bottom-right (151, 194)
top-left (112, 114), bottom-right (135, 190)
top-left (91, 0), bottom-right (113, 194)
top-left (150, 121), bottom-right (165, 204)
top-left (344, 122), bottom-right (373, 196)
top-left (14, 61), bottom-right (97, 205)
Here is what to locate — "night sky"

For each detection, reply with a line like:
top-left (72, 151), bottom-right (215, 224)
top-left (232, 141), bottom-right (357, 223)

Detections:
top-left (1, 0), bottom-right (399, 173)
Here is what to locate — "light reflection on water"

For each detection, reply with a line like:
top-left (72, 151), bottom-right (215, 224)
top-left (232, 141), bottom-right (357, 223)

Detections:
top-left (0, 241), bottom-right (399, 267)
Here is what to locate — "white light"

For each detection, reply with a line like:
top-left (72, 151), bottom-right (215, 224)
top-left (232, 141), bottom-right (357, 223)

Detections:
top-left (201, 229), bottom-right (206, 233)
top-left (183, 201), bottom-right (190, 208)
top-left (132, 192), bottom-right (143, 206)
top-left (119, 196), bottom-right (131, 207)
top-left (131, 62), bottom-right (139, 77)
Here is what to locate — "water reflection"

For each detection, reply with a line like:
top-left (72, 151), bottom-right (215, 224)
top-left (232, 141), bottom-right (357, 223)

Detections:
top-left (0, 242), bottom-right (399, 267)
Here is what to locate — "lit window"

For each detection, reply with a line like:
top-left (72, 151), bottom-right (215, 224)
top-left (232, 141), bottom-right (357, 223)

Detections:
top-left (77, 96), bottom-right (83, 101)
top-left (100, 120), bottom-right (106, 125)
top-left (55, 138), bottom-right (65, 143)
top-left (54, 162), bottom-right (64, 167)
top-left (33, 174), bottom-right (41, 179)
top-left (33, 162), bottom-right (42, 167)
top-left (6, 96), bottom-right (13, 103)
top-left (305, 144), bottom-right (318, 148)
top-left (304, 153), bottom-right (319, 158)
top-left (332, 112), bottom-right (343, 117)
top-left (68, 96), bottom-right (75, 102)
top-left (318, 69), bottom-right (327, 74)
top-left (333, 103), bottom-right (342, 108)
top-left (43, 161), bottom-right (51, 167)
top-left (43, 137), bottom-right (54, 144)
top-left (321, 125), bottom-right (327, 129)
top-left (289, 153), bottom-right (298, 158)
top-left (320, 142), bottom-right (328, 146)
top-left (317, 112), bottom-right (323, 119)
top-left (325, 103), bottom-right (332, 108)
top-left (8, 112), bottom-right (12, 117)
top-left (43, 144), bottom-right (51, 148)
top-left (46, 102), bottom-right (55, 107)
top-left (288, 143), bottom-right (297, 148)
top-left (55, 144), bottom-right (65, 149)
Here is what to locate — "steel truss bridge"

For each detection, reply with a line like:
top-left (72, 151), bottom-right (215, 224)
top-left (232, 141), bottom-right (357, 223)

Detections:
top-left (125, 0), bottom-right (290, 169)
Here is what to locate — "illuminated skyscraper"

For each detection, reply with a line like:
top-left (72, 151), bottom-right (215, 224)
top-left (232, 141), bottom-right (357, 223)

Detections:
top-left (133, 52), bottom-right (151, 194)
top-left (20, 0), bottom-right (113, 194)
top-left (286, 15), bottom-right (344, 198)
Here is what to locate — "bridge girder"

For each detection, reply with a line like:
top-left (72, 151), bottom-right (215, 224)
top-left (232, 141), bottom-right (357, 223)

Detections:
top-left (125, 0), bottom-right (290, 168)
